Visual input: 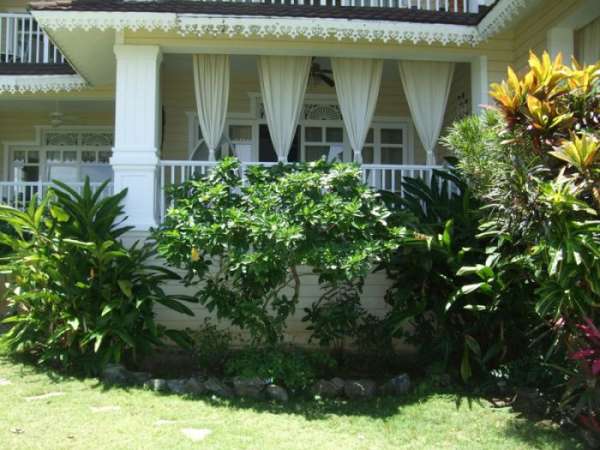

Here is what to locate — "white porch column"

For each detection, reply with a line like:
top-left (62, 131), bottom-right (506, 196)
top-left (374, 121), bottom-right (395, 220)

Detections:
top-left (111, 45), bottom-right (162, 230)
top-left (470, 55), bottom-right (489, 114)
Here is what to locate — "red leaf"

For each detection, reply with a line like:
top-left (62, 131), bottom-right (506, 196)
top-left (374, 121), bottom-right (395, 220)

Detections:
top-left (592, 359), bottom-right (600, 376)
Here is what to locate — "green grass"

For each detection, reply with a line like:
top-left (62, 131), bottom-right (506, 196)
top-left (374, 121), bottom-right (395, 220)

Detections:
top-left (0, 356), bottom-right (583, 450)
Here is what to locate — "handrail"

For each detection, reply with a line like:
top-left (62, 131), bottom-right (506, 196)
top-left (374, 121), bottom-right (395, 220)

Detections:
top-left (157, 161), bottom-right (445, 220)
top-left (0, 180), bottom-right (113, 210)
top-left (0, 13), bottom-right (65, 65)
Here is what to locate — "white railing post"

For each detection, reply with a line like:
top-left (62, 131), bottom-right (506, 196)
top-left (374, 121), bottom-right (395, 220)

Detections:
top-left (468, 0), bottom-right (480, 13)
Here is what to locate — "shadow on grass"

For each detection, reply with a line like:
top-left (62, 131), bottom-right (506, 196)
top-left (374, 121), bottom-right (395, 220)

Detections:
top-left (500, 418), bottom-right (583, 450)
top-left (0, 352), bottom-right (583, 449)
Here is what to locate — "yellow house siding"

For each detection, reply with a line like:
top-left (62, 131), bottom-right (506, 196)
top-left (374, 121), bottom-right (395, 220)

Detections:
top-left (512, 0), bottom-right (583, 74)
top-left (0, 111), bottom-right (113, 175)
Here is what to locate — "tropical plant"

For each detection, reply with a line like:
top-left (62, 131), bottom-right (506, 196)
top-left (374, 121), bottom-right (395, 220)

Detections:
top-left (381, 169), bottom-right (535, 382)
top-left (0, 179), bottom-right (196, 373)
top-left (155, 158), bottom-right (407, 345)
top-left (187, 318), bottom-right (234, 374)
top-left (225, 345), bottom-right (335, 391)
top-left (560, 319), bottom-right (600, 440)
top-left (443, 53), bottom-right (600, 430)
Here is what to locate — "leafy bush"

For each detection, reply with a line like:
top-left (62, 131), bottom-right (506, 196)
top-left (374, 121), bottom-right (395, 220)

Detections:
top-left (382, 169), bottom-right (536, 381)
top-left (441, 52), bottom-right (599, 428)
top-left (225, 346), bottom-right (335, 391)
top-left (187, 319), bottom-right (234, 374)
top-left (0, 180), bottom-right (196, 373)
top-left (155, 158), bottom-right (406, 345)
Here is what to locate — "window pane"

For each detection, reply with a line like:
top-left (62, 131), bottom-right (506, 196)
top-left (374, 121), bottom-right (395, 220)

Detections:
top-left (98, 151), bottom-right (111, 163)
top-left (325, 127), bottom-right (343, 143)
top-left (381, 147), bottom-right (403, 164)
top-left (365, 129), bottom-right (374, 144)
top-left (82, 151), bottom-right (96, 163)
top-left (63, 151), bottom-right (77, 162)
top-left (22, 166), bottom-right (39, 182)
top-left (27, 151), bottom-right (40, 163)
top-left (361, 146), bottom-right (374, 164)
top-left (13, 151), bottom-right (26, 162)
top-left (49, 165), bottom-right (79, 183)
top-left (47, 150), bottom-right (62, 162)
top-left (305, 145), bottom-right (329, 161)
top-left (381, 128), bottom-right (403, 144)
top-left (305, 127), bottom-right (322, 142)
top-left (81, 165), bottom-right (113, 183)
top-left (229, 125), bottom-right (252, 142)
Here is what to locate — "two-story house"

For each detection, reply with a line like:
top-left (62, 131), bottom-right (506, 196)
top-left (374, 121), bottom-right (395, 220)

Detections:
top-left (0, 0), bottom-right (598, 338)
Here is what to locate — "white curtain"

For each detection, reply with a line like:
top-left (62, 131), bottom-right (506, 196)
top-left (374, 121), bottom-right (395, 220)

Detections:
top-left (577, 17), bottom-right (600, 65)
top-left (331, 58), bottom-right (383, 164)
top-left (192, 54), bottom-right (230, 161)
top-left (398, 61), bottom-right (455, 165)
top-left (258, 56), bottom-right (311, 162)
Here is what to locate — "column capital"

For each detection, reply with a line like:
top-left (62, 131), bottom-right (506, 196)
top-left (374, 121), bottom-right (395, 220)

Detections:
top-left (113, 44), bottom-right (163, 64)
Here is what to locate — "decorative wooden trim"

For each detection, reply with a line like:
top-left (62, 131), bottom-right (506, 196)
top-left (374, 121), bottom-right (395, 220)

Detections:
top-left (0, 74), bottom-right (86, 94)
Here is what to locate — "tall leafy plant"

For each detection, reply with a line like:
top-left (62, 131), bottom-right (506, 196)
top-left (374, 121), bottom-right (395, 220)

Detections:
top-left (443, 53), bottom-right (599, 427)
top-left (0, 179), bottom-right (196, 373)
top-left (382, 169), bottom-right (535, 381)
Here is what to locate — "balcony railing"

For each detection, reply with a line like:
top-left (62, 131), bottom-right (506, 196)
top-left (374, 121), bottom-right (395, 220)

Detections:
top-left (0, 13), bottom-right (64, 64)
top-left (0, 181), bottom-right (113, 210)
top-left (178, 0), bottom-right (477, 13)
top-left (158, 160), bottom-right (445, 220)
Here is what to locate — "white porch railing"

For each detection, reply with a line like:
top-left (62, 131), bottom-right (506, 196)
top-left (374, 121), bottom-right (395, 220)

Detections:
top-left (177, 0), bottom-right (477, 13)
top-left (158, 160), bottom-right (443, 220)
top-left (0, 181), bottom-right (113, 210)
top-left (0, 13), bottom-right (65, 64)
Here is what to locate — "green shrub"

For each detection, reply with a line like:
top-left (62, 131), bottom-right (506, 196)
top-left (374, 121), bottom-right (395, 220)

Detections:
top-left (382, 169), bottom-right (537, 382)
top-left (187, 319), bottom-right (234, 374)
top-left (441, 53), bottom-right (599, 428)
top-left (0, 179), bottom-right (196, 373)
top-left (225, 346), bottom-right (335, 391)
top-left (155, 158), bottom-right (407, 345)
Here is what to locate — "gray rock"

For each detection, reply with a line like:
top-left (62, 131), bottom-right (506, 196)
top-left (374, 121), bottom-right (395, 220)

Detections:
top-left (101, 364), bottom-right (130, 385)
top-left (129, 371), bottom-right (152, 385)
top-left (183, 377), bottom-right (205, 395)
top-left (344, 379), bottom-right (377, 400)
top-left (233, 377), bottom-right (266, 399)
top-left (204, 377), bottom-right (234, 398)
top-left (380, 374), bottom-right (411, 396)
top-left (265, 384), bottom-right (289, 402)
top-left (167, 379), bottom-right (187, 395)
top-left (311, 379), bottom-right (344, 398)
top-left (144, 378), bottom-right (169, 392)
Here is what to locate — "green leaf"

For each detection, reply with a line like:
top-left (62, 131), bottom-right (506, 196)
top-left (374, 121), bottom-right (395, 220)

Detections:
top-left (67, 318), bottom-right (80, 331)
top-left (101, 305), bottom-right (113, 317)
top-left (117, 280), bottom-right (133, 299)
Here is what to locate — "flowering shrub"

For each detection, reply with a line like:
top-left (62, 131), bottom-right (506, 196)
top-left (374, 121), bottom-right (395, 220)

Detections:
top-left (155, 158), bottom-right (407, 344)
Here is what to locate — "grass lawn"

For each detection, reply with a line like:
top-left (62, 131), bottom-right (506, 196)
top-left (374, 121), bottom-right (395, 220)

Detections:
top-left (0, 355), bottom-right (583, 450)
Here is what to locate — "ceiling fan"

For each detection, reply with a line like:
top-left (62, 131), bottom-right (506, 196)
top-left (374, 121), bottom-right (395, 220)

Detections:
top-left (49, 101), bottom-right (77, 128)
top-left (310, 57), bottom-right (335, 87)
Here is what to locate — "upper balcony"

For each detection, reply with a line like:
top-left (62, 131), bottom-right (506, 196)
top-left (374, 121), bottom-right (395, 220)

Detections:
top-left (0, 13), bottom-right (84, 93)
top-left (0, 13), bottom-right (66, 67)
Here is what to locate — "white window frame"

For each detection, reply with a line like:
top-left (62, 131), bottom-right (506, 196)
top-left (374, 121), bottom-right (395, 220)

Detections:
top-left (186, 96), bottom-right (415, 164)
top-left (4, 126), bottom-right (113, 182)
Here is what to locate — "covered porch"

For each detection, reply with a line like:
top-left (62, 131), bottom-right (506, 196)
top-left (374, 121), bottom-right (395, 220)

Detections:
top-left (0, 48), bottom-right (486, 227)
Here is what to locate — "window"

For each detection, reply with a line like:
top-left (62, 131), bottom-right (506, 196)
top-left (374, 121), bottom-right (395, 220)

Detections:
top-left (9, 130), bottom-right (113, 184)
top-left (303, 125), bottom-right (344, 162)
top-left (12, 149), bottom-right (40, 182)
top-left (357, 125), bottom-right (405, 165)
